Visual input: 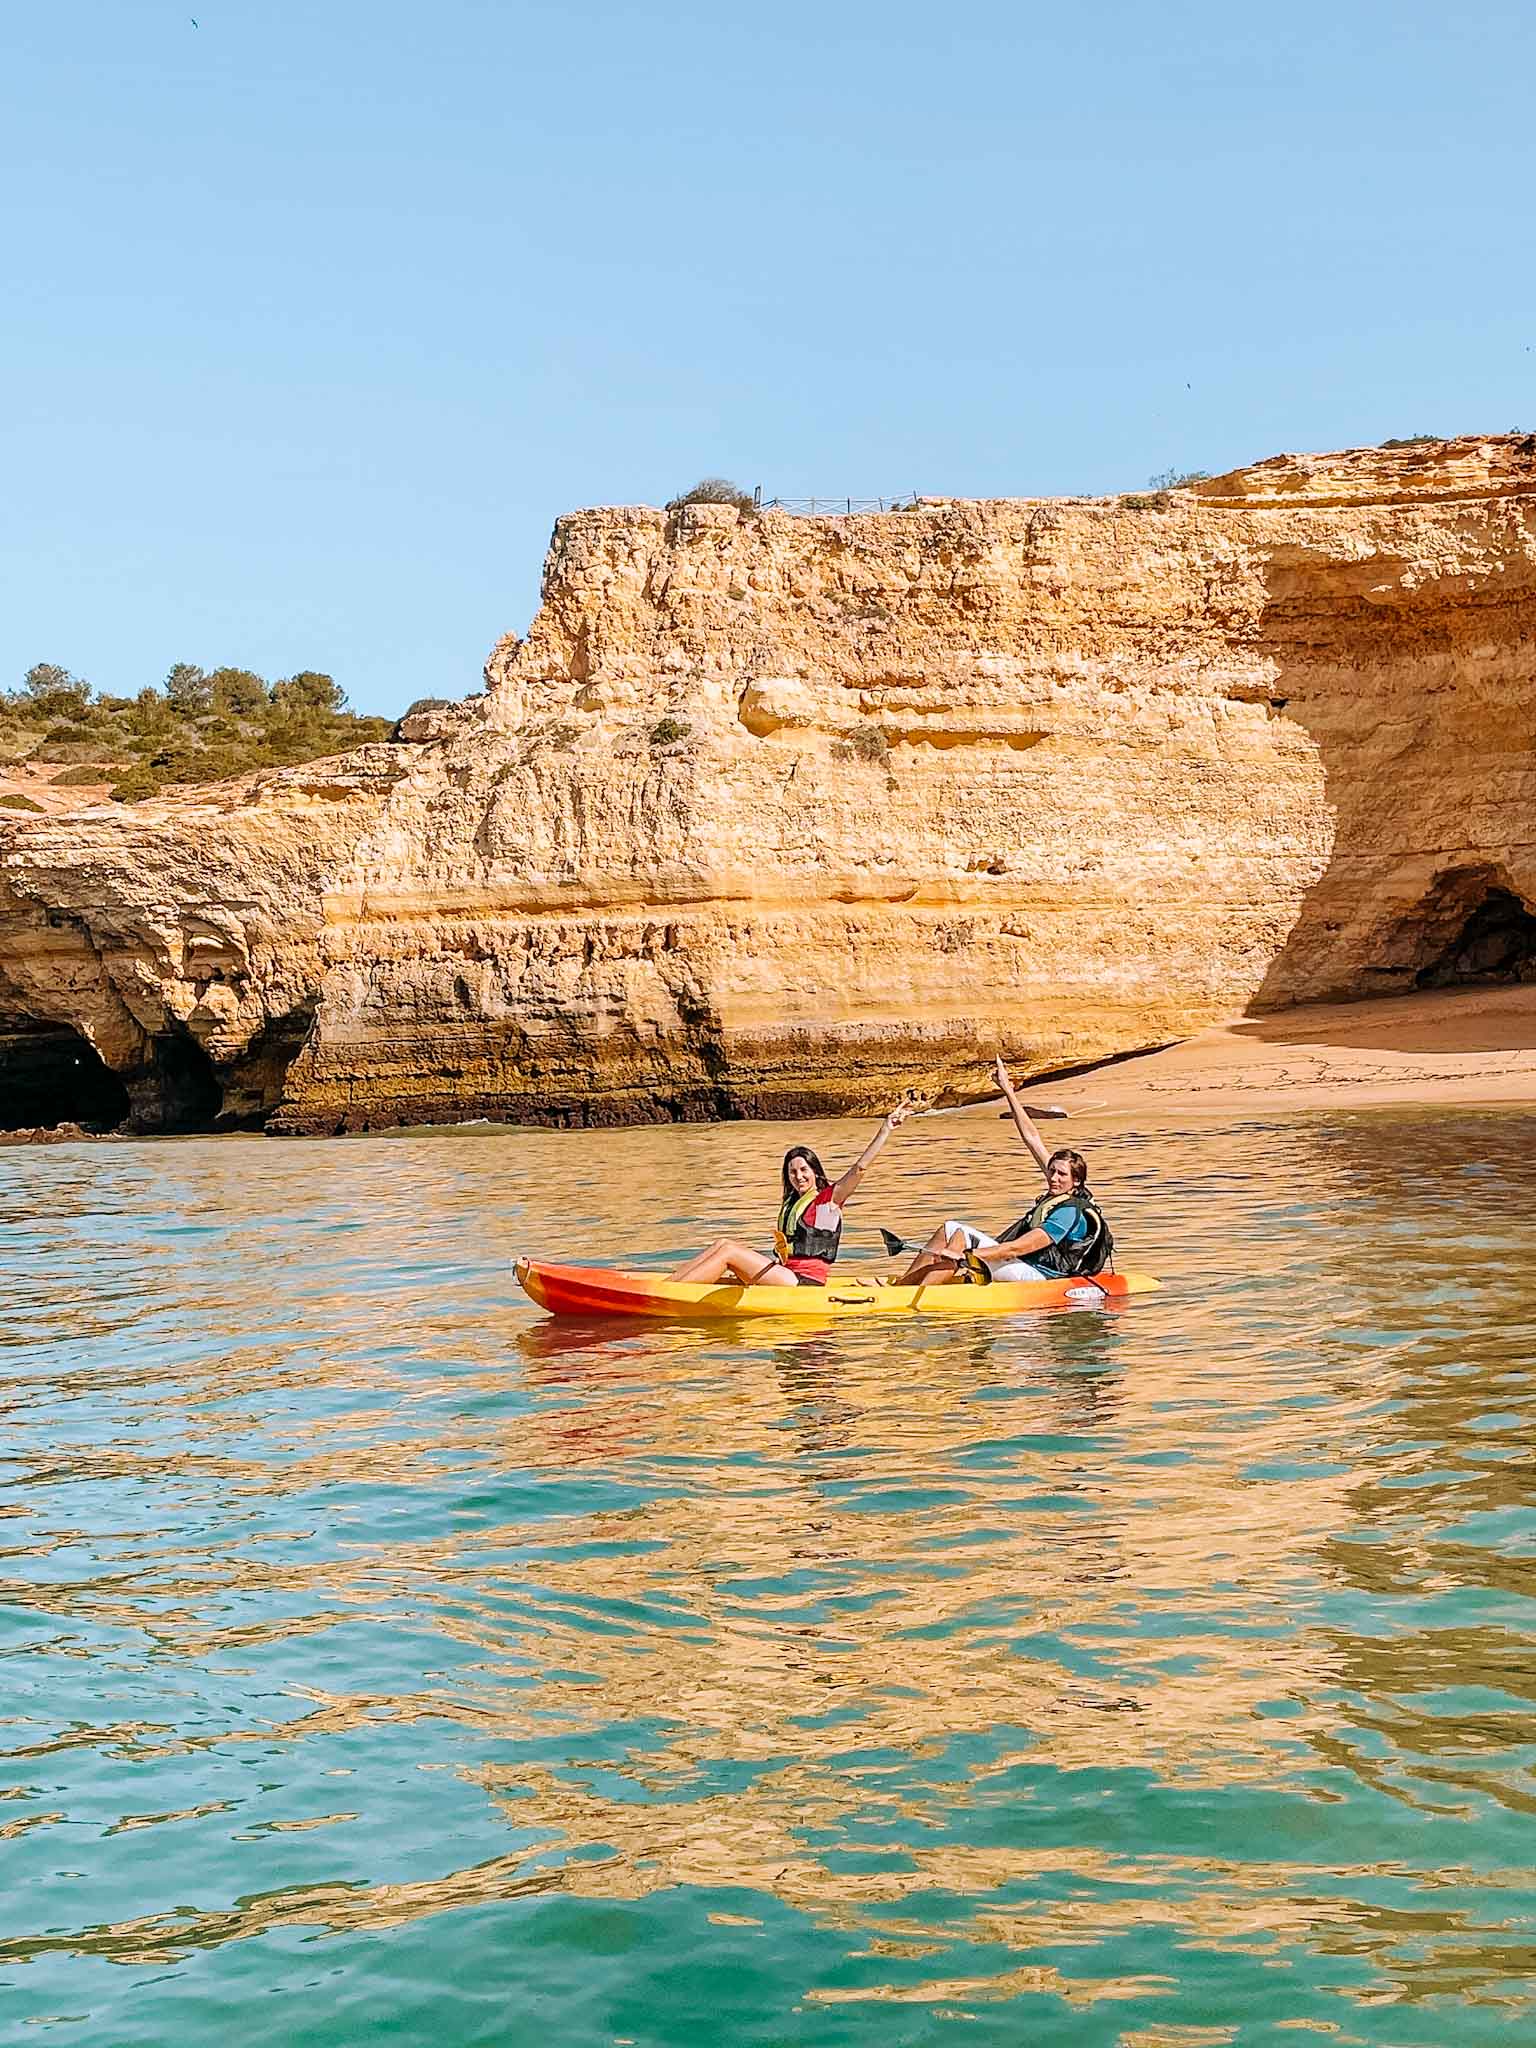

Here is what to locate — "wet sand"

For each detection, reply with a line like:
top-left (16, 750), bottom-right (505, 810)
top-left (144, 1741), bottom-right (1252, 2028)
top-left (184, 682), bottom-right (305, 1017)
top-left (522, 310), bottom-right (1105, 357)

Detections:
top-left (1040, 985), bottom-right (1536, 1120)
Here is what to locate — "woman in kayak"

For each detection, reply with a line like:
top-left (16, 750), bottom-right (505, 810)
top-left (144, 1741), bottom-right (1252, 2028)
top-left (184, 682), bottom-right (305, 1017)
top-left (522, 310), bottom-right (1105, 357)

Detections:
top-left (669, 1102), bottom-right (916, 1289)
top-left (895, 1057), bottom-right (1105, 1284)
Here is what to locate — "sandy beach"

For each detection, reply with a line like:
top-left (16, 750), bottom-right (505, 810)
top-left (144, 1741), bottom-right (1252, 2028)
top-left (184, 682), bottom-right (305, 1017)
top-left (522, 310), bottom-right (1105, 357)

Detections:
top-left (1039, 984), bottom-right (1536, 1120)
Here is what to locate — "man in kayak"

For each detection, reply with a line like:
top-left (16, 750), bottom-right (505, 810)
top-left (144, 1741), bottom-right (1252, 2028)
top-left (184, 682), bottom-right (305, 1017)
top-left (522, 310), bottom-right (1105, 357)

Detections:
top-left (895, 1057), bottom-right (1109, 1284)
top-left (669, 1102), bottom-right (916, 1289)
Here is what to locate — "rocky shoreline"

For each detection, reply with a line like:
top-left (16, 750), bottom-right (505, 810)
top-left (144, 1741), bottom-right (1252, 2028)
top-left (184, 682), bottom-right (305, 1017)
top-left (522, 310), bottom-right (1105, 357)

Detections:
top-left (0, 1118), bottom-right (98, 1146)
top-left (7, 983), bottom-right (1535, 1149)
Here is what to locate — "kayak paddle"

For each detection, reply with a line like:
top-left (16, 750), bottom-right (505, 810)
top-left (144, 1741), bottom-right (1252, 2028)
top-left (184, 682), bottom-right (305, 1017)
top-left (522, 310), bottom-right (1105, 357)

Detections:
top-left (916, 1092), bottom-right (1072, 1119)
top-left (876, 1228), bottom-right (991, 1283)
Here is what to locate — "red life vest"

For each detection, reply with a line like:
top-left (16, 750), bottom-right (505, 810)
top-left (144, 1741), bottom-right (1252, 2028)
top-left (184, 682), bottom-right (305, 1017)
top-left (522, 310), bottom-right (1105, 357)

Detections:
top-left (775, 1185), bottom-right (844, 1273)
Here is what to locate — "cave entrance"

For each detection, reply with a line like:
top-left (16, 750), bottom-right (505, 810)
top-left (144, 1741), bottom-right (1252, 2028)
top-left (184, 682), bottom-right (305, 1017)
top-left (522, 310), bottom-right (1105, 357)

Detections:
top-left (1415, 887), bottom-right (1536, 990)
top-left (125, 1031), bottom-right (224, 1134)
top-left (0, 1025), bottom-right (131, 1132)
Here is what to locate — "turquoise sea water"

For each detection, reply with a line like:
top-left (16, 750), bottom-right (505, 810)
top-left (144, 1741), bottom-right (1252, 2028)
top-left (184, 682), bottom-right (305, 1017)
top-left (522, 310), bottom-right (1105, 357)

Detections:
top-left (4, 1105), bottom-right (1536, 2046)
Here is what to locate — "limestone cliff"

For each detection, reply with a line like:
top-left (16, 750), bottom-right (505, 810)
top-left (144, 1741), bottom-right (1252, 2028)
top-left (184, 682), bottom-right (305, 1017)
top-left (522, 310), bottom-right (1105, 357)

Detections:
top-left (3, 434), bottom-right (1534, 1132)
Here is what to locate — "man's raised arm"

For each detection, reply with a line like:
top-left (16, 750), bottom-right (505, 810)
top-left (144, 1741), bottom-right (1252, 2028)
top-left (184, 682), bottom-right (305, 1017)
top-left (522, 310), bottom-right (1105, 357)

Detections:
top-left (994, 1056), bottom-right (1050, 1177)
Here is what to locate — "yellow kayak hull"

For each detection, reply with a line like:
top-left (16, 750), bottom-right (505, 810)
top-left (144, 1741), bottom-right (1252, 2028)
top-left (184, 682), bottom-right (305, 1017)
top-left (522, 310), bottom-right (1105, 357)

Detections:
top-left (516, 1258), bottom-right (1160, 1321)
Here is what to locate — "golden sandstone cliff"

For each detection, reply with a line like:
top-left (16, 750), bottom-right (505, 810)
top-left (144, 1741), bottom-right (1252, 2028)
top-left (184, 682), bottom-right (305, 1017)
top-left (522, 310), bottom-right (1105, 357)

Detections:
top-left (2, 434), bottom-right (1534, 1133)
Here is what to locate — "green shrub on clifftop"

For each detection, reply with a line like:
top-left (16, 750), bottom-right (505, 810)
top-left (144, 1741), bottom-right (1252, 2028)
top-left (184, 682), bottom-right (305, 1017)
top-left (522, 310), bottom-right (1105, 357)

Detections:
top-left (1, 660), bottom-right (395, 804)
top-left (666, 477), bottom-right (757, 516)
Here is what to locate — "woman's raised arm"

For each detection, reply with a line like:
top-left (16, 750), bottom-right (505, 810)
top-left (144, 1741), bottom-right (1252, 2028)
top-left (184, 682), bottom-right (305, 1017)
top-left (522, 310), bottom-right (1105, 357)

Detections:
top-left (829, 1101), bottom-right (916, 1208)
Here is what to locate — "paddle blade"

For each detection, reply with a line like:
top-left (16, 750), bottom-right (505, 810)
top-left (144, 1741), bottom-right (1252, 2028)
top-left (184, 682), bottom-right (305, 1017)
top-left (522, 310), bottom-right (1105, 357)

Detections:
top-left (878, 1227), bottom-right (910, 1257)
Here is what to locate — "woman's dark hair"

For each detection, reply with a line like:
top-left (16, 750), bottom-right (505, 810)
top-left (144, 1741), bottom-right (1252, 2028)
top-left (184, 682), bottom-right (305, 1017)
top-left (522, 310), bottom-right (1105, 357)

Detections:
top-left (1047, 1147), bottom-right (1088, 1189)
top-left (781, 1145), bottom-right (829, 1200)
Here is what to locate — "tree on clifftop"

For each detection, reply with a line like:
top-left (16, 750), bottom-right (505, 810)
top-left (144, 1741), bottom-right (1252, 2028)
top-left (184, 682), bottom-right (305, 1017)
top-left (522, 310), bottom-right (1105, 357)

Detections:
top-left (209, 667), bottom-right (266, 717)
top-left (273, 670), bottom-right (345, 714)
top-left (164, 662), bottom-right (212, 714)
top-left (19, 662), bottom-right (91, 714)
top-left (0, 657), bottom-right (395, 802)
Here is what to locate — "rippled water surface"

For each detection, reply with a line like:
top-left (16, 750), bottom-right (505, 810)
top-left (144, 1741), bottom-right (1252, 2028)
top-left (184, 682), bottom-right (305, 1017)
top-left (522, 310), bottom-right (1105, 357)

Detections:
top-left (5, 1106), bottom-right (1536, 2045)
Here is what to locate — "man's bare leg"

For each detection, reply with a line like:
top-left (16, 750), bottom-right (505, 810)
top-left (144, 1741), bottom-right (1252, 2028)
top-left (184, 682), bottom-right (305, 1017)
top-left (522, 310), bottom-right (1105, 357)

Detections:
top-left (897, 1225), bottom-right (968, 1287)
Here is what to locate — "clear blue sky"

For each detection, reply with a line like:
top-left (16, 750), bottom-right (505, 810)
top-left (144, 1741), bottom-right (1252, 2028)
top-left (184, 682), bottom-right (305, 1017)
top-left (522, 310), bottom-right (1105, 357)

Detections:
top-left (3, 1), bottom-right (1532, 716)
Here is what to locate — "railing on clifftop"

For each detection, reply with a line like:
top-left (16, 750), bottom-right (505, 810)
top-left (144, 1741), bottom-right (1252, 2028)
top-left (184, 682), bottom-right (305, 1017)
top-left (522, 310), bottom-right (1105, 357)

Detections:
top-left (756, 493), bottom-right (921, 515)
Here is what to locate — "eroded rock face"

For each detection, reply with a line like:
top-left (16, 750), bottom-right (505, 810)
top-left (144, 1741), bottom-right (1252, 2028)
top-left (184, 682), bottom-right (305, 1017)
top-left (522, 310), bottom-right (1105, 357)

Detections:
top-left (3, 435), bottom-right (1534, 1132)
top-left (0, 754), bottom-right (408, 1131)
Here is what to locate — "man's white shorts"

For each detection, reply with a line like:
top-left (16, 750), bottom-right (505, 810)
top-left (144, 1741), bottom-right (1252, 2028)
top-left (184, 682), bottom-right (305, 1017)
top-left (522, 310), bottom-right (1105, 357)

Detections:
top-left (944, 1219), bottom-right (1047, 1285)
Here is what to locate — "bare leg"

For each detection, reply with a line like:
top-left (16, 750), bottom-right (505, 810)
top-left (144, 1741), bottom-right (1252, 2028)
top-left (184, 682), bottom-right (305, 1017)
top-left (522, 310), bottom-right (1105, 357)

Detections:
top-left (669, 1239), bottom-right (794, 1286)
top-left (898, 1224), bottom-right (968, 1287)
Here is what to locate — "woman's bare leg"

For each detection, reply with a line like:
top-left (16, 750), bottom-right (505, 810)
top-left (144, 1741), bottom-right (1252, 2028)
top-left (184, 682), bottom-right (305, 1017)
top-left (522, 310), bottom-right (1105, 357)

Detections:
top-left (669, 1239), bottom-right (787, 1286)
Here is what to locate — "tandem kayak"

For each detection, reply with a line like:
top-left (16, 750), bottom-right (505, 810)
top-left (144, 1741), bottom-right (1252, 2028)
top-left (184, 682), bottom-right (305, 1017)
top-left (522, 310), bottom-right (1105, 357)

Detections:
top-left (515, 1257), bottom-right (1160, 1321)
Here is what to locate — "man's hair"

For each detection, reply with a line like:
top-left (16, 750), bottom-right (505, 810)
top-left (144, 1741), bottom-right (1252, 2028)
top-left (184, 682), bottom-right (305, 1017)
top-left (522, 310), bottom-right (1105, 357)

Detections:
top-left (1047, 1147), bottom-right (1088, 1189)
